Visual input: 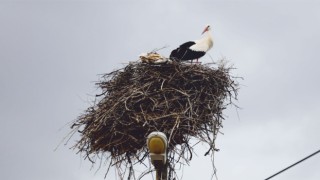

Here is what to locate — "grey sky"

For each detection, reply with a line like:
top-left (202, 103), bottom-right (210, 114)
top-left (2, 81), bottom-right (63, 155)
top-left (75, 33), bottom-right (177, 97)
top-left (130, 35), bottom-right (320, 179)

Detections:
top-left (1, 1), bottom-right (320, 180)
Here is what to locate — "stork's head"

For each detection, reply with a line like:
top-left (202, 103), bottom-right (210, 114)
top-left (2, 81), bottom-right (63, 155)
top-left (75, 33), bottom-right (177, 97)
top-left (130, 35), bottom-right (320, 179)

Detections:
top-left (202, 24), bottom-right (211, 34)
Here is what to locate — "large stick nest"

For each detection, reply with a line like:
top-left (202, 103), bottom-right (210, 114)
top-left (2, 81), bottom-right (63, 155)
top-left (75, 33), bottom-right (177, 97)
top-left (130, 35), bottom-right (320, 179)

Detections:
top-left (71, 60), bottom-right (238, 179)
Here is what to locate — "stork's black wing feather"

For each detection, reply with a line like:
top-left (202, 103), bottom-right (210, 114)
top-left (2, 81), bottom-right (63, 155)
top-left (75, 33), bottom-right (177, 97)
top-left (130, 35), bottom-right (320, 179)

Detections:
top-left (170, 41), bottom-right (206, 61)
top-left (170, 41), bottom-right (196, 61)
top-left (178, 41), bottom-right (196, 49)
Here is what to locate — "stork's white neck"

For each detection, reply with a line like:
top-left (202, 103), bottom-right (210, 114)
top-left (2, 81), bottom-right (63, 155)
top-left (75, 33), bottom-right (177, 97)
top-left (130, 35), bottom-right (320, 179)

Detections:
top-left (202, 30), bottom-right (213, 49)
top-left (189, 29), bottom-right (214, 52)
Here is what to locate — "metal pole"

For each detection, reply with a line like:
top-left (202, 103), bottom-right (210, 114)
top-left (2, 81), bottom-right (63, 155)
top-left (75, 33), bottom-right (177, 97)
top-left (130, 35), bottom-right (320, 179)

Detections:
top-left (161, 163), bottom-right (168, 180)
top-left (155, 162), bottom-right (167, 180)
top-left (156, 170), bottom-right (160, 180)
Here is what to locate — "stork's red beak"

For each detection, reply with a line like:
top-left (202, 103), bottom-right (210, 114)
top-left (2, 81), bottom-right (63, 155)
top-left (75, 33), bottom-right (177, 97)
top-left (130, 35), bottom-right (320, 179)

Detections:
top-left (202, 26), bottom-right (209, 34)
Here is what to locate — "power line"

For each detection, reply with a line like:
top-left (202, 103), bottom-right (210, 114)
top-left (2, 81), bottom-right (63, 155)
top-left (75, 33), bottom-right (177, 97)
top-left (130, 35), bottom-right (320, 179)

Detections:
top-left (264, 149), bottom-right (320, 180)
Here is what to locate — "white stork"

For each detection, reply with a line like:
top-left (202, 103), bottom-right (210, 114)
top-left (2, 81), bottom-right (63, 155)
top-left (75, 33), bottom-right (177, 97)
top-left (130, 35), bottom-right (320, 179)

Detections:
top-left (170, 25), bottom-right (213, 63)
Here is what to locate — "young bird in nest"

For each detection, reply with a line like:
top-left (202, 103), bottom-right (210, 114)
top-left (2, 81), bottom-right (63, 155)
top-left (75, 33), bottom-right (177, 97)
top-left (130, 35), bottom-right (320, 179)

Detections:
top-left (139, 52), bottom-right (169, 64)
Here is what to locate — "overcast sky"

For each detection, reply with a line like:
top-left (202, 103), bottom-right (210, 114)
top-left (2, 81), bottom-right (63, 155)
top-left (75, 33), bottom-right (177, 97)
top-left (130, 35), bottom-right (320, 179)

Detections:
top-left (1, 0), bottom-right (320, 180)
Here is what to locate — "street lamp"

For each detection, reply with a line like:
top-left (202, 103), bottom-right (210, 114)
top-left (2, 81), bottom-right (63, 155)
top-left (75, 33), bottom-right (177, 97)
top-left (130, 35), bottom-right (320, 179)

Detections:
top-left (147, 132), bottom-right (168, 180)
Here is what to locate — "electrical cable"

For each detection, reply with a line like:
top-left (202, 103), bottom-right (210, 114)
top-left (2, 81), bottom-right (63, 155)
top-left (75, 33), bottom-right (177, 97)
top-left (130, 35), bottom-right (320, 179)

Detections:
top-left (264, 149), bottom-right (320, 180)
